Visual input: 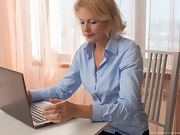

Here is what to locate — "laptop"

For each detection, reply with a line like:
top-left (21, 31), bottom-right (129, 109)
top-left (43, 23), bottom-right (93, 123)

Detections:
top-left (0, 67), bottom-right (53, 128)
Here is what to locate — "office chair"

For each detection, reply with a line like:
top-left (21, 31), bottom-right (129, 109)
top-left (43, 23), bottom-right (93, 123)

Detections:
top-left (141, 50), bottom-right (180, 135)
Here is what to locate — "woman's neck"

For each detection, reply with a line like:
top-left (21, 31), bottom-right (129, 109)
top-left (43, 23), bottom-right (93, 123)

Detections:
top-left (94, 37), bottom-right (110, 52)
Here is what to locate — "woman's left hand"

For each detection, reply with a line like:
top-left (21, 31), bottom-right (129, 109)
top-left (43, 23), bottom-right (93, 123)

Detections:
top-left (42, 99), bottom-right (77, 124)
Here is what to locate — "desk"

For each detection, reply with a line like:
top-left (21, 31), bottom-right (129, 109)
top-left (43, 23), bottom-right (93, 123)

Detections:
top-left (0, 110), bottom-right (110, 135)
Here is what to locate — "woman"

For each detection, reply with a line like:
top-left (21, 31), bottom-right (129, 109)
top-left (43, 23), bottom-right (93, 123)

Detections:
top-left (28, 0), bottom-right (149, 134)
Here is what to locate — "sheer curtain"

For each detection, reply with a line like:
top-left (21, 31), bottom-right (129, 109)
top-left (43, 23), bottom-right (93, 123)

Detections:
top-left (0, 0), bottom-right (85, 92)
top-left (0, 0), bottom-right (33, 86)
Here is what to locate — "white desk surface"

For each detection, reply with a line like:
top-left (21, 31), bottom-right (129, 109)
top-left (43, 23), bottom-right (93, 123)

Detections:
top-left (0, 110), bottom-right (110, 135)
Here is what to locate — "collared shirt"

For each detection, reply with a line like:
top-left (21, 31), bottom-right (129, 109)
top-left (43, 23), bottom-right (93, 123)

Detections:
top-left (30, 36), bottom-right (149, 135)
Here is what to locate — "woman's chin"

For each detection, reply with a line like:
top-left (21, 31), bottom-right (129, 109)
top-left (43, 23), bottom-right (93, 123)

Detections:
top-left (86, 38), bottom-right (95, 43)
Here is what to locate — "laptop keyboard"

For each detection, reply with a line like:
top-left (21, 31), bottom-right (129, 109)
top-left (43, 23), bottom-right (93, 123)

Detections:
top-left (30, 105), bottom-right (48, 124)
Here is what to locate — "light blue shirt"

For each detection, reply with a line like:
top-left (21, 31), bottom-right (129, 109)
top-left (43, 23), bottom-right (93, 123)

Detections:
top-left (30, 36), bottom-right (148, 135)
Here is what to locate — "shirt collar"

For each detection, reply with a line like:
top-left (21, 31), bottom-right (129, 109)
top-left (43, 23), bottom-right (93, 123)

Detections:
top-left (105, 37), bottom-right (119, 55)
top-left (84, 42), bottom-right (95, 59)
top-left (84, 36), bottom-right (120, 58)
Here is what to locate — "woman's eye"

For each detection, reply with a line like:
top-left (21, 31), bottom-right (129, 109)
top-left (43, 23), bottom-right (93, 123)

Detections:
top-left (90, 21), bottom-right (96, 24)
top-left (79, 20), bottom-right (97, 25)
top-left (80, 21), bottom-right (85, 24)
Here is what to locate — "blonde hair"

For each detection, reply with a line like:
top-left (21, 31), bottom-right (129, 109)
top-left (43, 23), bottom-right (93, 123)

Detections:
top-left (74, 0), bottom-right (126, 37)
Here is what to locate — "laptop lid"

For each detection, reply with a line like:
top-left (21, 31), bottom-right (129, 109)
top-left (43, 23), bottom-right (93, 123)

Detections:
top-left (0, 67), bottom-right (34, 128)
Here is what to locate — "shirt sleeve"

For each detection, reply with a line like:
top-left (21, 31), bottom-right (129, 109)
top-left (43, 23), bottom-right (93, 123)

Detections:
top-left (91, 44), bottom-right (143, 123)
top-left (30, 52), bottom-right (82, 102)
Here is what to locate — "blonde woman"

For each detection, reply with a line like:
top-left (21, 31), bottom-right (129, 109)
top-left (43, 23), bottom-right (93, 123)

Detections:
top-left (28, 0), bottom-right (149, 134)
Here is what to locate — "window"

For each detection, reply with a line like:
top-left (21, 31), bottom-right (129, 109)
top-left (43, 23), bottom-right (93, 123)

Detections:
top-left (146, 0), bottom-right (180, 51)
top-left (30, 0), bottom-right (41, 61)
top-left (30, 0), bottom-right (85, 62)
top-left (30, 0), bottom-right (180, 63)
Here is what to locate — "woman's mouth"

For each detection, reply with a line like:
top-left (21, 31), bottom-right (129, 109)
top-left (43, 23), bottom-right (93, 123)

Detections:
top-left (85, 34), bottom-right (94, 38)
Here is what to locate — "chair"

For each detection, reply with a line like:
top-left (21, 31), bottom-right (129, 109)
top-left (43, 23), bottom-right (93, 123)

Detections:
top-left (141, 50), bottom-right (180, 135)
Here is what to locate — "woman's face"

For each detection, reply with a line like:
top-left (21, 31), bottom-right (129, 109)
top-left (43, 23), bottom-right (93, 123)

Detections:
top-left (76, 7), bottom-right (109, 44)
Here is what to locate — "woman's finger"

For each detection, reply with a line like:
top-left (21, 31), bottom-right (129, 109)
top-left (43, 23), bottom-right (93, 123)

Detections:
top-left (45, 113), bottom-right (63, 123)
top-left (49, 99), bottom-right (63, 104)
top-left (42, 108), bottom-right (62, 115)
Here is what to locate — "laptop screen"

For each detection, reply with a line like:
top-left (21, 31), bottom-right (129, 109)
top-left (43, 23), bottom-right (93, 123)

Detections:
top-left (0, 67), bottom-right (33, 127)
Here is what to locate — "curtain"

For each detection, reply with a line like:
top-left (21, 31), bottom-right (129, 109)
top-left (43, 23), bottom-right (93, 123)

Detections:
top-left (0, 0), bottom-right (33, 86)
top-left (0, 0), bottom-right (85, 92)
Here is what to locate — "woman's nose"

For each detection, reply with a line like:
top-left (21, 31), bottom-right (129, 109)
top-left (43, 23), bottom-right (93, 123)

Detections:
top-left (83, 22), bottom-right (91, 31)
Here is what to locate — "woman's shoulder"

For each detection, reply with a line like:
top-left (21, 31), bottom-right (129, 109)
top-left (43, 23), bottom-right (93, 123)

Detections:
top-left (116, 36), bottom-right (137, 46)
top-left (112, 36), bottom-right (141, 57)
top-left (111, 36), bottom-right (139, 52)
